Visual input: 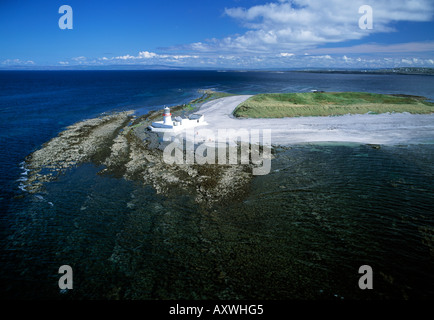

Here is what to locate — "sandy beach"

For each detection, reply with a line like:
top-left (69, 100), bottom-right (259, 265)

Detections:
top-left (192, 95), bottom-right (434, 145)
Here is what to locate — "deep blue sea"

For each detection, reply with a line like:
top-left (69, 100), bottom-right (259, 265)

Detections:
top-left (0, 70), bottom-right (433, 299)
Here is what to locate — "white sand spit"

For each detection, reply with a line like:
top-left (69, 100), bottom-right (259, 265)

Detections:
top-left (190, 95), bottom-right (434, 145)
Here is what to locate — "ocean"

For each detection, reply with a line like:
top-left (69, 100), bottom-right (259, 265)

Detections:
top-left (0, 70), bottom-right (433, 299)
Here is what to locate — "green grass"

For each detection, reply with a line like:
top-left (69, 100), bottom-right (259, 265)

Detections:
top-left (184, 104), bottom-right (195, 111)
top-left (233, 92), bottom-right (434, 118)
top-left (193, 90), bottom-right (236, 104)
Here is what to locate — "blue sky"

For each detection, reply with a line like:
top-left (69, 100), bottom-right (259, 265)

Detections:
top-left (1, 0), bottom-right (433, 69)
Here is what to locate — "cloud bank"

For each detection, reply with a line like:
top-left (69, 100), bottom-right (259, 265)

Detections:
top-left (183, 0), bottom-right (434, 53)
top-left (8, 0), bottom-right (431, 69)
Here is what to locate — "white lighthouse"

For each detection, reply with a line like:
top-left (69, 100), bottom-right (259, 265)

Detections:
top-left (149, 106), bottom-right (206, 132)
top-left (163, 107), bottom-right (172, 125)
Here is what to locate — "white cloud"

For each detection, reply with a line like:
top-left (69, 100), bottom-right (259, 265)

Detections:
top-left (138, 51), bottom-right (158, 59)
top-left (179, 0), bottom-right (434, 53)
top-left (71, 56), bottom-right (87, 61)
top-left (310, 55), bottom-right (332, 60)
top-left (2, 59), bottom-right (35, 65)
top-left (115, 54), bottom-right (135, 60)
top-left (309, 41), bottom-right (434, 55)
top-left (108, 51), bottom-right (199, 61)
top-left (58, 0), bottom-right (434, 70)
top-left (280, 52), bottom-right (295, 57)
top-left (343, 55), bottom-right (351, 62)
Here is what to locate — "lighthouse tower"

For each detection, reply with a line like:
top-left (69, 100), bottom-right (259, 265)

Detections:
top-left (163, 107), bottom-right (172, 125)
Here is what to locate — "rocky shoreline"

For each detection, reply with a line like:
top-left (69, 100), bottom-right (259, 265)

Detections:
top-left (23, 111), bottom-right (135, 193)
top-left (22, 102), bottom-right (262, 206)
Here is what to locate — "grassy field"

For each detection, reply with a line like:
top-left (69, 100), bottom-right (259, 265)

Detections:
top-left (233, 92), bottom-right (434, 118)
top-left (194, 89), bottom-right (236, 104)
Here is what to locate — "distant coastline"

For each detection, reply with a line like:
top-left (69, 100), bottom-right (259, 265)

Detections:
top-left (0, 66), bottom-right (433, 75)
top-left (292, 67), bottom-right (434, 76)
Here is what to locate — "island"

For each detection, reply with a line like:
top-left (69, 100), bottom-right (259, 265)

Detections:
top-left (21, 90), bottom-right (434, 206)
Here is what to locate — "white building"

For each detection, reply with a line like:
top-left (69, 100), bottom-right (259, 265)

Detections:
top-left (149, 107), bottom-right (207, 132)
